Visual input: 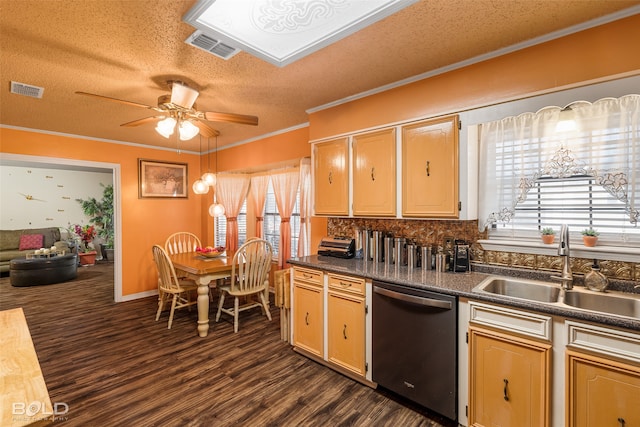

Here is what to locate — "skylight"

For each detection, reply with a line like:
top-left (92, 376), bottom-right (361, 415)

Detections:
top-left (183, 0), bottom-right (418, 67)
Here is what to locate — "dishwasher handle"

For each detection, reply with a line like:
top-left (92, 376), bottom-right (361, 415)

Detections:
top-left (374, 285), bottom-right (452, 310)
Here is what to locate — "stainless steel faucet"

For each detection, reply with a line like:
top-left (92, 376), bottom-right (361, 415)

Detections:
top-left (551, 224), bottom-right (573, 290)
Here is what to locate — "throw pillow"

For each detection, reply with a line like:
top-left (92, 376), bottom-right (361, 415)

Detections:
top-left (19, 234), bottom-right (44, 250)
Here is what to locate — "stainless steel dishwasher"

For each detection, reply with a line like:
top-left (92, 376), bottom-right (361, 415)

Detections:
top-left (372, 280), bottom-right (457, 421)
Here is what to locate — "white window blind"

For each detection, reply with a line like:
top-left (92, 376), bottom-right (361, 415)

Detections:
top-left (480, 95), bottom-right (640, 246)
top-left (214, 200), bottom-right (247, 247)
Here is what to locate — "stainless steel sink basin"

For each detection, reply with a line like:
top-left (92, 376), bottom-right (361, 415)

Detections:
top-left (473, 275), bottom-right (640, 321)
top-left (563, 290), bottom-right (640, 319)
top-left (475, 277), bottom-right (561, 303)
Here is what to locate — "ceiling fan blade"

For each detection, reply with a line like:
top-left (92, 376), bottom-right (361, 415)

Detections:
top-left (204, 111), bottom-right (259, 126)
top-left (192, 120), bottom-right (220, 137)
top-left (120, 116), bottom-right (163, 127)
top-left (170, 82), bottom-right (199, 109)
top-left (75, 91), bottom-right (160, 111)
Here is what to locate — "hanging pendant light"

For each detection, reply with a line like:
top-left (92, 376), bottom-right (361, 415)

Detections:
top-left (201, 171), bottom-right (217, 186)
top-left (192, 135), bottom-right (209, 194)
top-left (208, 136), bottom-right (224, 217)
top-left (209, 202), bottom-right (225, 217)
top-left (192, 179), bottom-right (209, 194)
top-left (200, 136), bottom-right (217, 187)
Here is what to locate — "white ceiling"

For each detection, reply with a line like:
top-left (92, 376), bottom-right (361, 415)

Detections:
top-left (1, 0), bottom-right (638, 153)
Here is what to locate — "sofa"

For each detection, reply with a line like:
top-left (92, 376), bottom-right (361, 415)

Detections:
top-left (0, 227), bottom-right (70, 273)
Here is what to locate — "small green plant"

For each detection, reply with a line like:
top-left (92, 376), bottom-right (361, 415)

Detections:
top-left (540, 227), bottom-right (555, 235)
top-left (76, 183), bottom-right (114, 247)
top-left (581, 227), bottom-right (599, 237)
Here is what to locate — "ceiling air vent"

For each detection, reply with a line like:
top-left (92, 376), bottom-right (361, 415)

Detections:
top-left (10, 81), bottom-right (44, 99)
top-left (185, 30), bottom-right (240, 60)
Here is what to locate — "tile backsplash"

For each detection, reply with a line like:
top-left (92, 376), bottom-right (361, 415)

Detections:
top-left (328, 218), bottom-right (638, 283)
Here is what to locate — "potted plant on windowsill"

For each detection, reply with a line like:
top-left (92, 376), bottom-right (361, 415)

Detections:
top-left (581, 227), bottom-right (600, 247)
top-left (74, 224), bottom-right (97, 265)
top-left (76, 184), bottom-right (114, 262)
top-left (540, 227), bottom-right (556, 244)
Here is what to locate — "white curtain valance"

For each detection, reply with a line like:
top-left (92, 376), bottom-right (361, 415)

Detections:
top-left (478, 94), bottom-right (640, 232)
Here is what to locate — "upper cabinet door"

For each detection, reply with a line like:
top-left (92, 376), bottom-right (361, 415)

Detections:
top-left (352, 128), bottom-right (396, 217)
top-left (313, 138), bottom-right (349, 216)
top-left (402, 115), bottom-right (459, 218)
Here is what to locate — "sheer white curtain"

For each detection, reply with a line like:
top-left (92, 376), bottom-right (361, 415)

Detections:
top-left (479, 94), bottom-right (640, 232)
top-left (271, 169), bottom-right (299, 268)
top-left (297, 158), bottom-right (311, 257)
top-left (250, 174), bottom-right (270, 239)
top-left (216, 174), bottom-right (250, 252)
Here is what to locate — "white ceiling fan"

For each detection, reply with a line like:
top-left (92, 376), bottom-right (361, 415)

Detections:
top-left (76, 80), bottom-right (258, 140)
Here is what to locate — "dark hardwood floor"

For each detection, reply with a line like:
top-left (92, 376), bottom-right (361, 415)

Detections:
top-left (1, 263), bottom-right (456, 426)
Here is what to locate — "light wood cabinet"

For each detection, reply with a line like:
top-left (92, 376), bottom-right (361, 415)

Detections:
top-left (327, 274), bottom-right (366, 376)
top-left (402, 115), bottom-right (459, 218)
top-left (469, 326), bottom-right (551, 427)
top-left (292, 267), bottom-right (323, 357)
top-left (566, 351), bottom-right (640, 427)
top-left (313, 138), bottom-right (349, 216)
top-left (352, 128), bottom-right (396, 216)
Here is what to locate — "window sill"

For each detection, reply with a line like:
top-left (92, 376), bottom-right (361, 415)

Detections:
top-left (478, 239), bottom-right (640, 263)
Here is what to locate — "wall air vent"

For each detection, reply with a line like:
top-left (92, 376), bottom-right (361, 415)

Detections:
top-left (185, 30), bottom-right (240, 60)
top-left (10, 81), bottom-right (44, 99)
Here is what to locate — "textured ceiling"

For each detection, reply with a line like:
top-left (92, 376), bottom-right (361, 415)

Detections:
top-left (1, 0), bottom-right (638, 153)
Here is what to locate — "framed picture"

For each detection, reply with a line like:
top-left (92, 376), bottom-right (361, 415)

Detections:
top-left (138, 159), bottom-right (188, 198)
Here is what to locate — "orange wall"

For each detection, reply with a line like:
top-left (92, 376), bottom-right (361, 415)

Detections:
top-left (309, 14), bottom-right (640, 140)
top-left (0, 128), bottom-right (203, 296)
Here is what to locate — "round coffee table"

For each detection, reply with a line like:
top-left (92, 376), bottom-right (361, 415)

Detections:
top-left (10, 253), bottom-right (78, 287)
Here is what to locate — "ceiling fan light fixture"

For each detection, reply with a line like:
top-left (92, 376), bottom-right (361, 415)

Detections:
top-left (171, 81), bottom-right (199, 108)
top-left (178, 119), bottom-right (200, 140)
top-left (192, 179), bottom-right (209, 194)
top-left (156, 117), bottom-right (177, 138)
top-left (201, 172), bottom-right (217, 187)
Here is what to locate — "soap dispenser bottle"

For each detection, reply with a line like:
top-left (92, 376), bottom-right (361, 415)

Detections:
top-left (584, 259), bottom-right (608, 292)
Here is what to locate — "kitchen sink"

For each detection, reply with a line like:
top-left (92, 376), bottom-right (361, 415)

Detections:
top-left (473, 275), bottom-right (640, 321)
top-left (474, 277), bottom-right (561, 303)
top-left (563, 290), bottom-right (640, 319)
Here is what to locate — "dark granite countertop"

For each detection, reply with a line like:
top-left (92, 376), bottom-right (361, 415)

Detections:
top-left (288, 255), bottom-right (640, 332)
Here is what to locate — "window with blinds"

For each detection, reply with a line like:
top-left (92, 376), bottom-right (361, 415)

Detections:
top-left (495, 175), bottom-right (637, 241)
top-left (214, 200), bottom-right (247, 248)
top-left (263, 181), bottom-right (300, 258)
top-left (487, 115), bottom-right (639, 246)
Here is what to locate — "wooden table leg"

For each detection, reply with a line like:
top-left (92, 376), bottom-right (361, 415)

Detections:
top-left (196, 279), bottom-right (210, 337)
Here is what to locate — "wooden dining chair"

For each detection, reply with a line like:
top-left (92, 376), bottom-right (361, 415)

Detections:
top-left (215, 239), bottom-right (273, 333)
top-left (164, 231), bottom-right (219, 301)
top-left (152, 245), bottom-right (198, 329)
top-left (164, 232), bottom-right (201, 255)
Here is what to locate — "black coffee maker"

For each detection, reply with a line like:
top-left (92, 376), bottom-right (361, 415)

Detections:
top-left (453, 239), bottom-right (470, 272)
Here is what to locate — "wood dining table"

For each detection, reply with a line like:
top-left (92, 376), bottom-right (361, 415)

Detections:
top-left (169, 251), bottom-right (235, 337)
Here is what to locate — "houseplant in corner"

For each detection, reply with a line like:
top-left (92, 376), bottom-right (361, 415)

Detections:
top-left (581, 227), bottom-right (599, 247)
top-left (540, 227), bottom-right (556, 244)
top-left (75, 224), bottom-right (97, 266)
top-left (76, 184), bottom-right (114, 261)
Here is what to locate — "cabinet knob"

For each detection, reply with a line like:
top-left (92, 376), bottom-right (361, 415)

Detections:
top-left (503, 379), bottom-right (509, 401)
top-left (343, 324), bottom-right (348, 339)
top-left (305, 312), bottom-right (310, 325)
top-left (426, 160), bottom-right (430, 177)
top-left (618, 417), bottom-right (626, 427)
top-left (328, 171), bottom-right (333, 184)
top-left (371, 167), bottom-right (376, 181)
